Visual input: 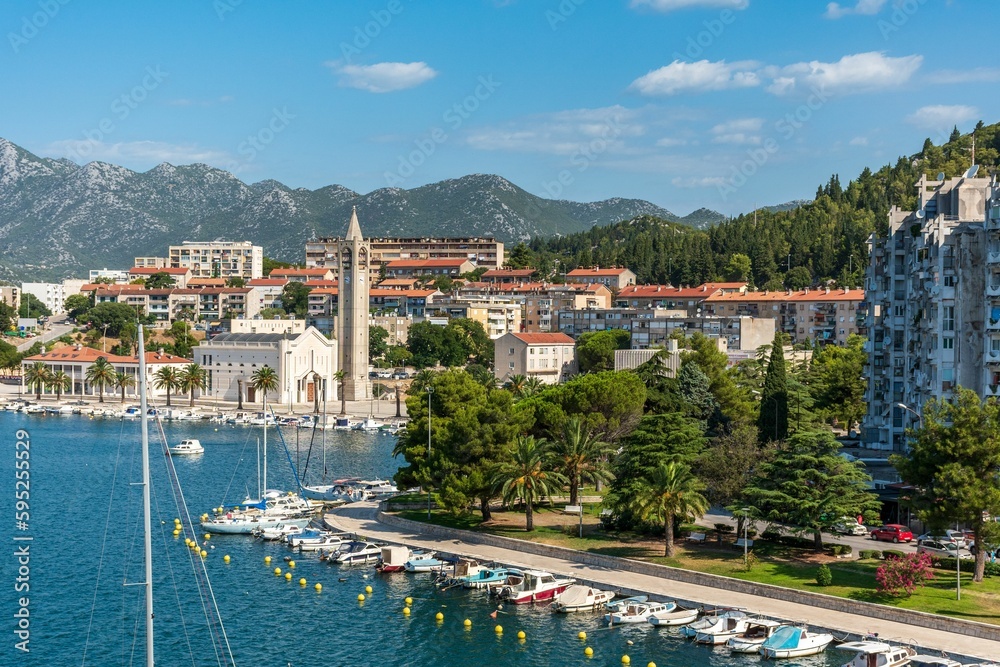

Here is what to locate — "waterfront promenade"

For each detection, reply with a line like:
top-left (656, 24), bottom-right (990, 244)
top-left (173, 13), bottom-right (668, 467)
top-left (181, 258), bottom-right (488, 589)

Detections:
top-left (326, 502), bottom-right (1000, 662)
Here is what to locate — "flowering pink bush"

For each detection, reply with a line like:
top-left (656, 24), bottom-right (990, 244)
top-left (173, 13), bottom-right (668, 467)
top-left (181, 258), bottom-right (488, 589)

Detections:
top-left (875, 552), bottom-right (935, 596)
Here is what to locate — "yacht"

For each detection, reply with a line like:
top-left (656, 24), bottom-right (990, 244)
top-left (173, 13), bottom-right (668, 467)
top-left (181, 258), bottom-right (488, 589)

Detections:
top-left (725, 619), bottom-right (782, 653)
top-left (836, 641), bottom-right (916, 667)
top-left (496, 569), bottom-right (575, 604)
top-left (759, 625), bottom-right (834, 659)
top-left (332, 541), bottom-right (383, 565)
top-left (606, 601), bottom-right (673, 625)
top-left (168, 439), bottom-right (204, 455)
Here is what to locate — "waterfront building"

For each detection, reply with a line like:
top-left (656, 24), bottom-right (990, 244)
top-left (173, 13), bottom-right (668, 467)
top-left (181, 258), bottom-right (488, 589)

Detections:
top-left (493, 332), bottom-right (577, 385)
top-left (336, 208), bottom-right (371, 402)
top-left (305, 236), bottom-right (504, 280)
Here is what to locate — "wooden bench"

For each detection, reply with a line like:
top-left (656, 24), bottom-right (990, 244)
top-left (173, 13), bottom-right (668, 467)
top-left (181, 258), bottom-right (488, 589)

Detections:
top-left (688, 532), bottom-right (707, 543)
top-left (563, 505), bottom-right (582, 515)
top-left (734, 538), bottom-right (754, 549)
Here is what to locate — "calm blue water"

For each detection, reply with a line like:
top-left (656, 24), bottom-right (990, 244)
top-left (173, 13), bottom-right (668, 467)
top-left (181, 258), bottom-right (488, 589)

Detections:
top-left (0, 412), bottom-right (841, 667)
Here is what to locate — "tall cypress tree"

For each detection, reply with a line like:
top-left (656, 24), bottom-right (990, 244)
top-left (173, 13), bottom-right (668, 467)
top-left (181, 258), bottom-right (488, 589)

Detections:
top-left (757, 337), bottom-right (789, 444)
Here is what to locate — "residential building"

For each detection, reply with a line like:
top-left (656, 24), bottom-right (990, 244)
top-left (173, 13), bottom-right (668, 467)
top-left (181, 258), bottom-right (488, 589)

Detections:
top-left (168, 241), bottom-right (263, 281)
top-left (305, 236), bottom-right (504, 279)
top-left (372, 314), bottom-right (411, 347)
top-left (614, 283), bottom-right (746, 313)
top-left (0, 286), bottom-right (20, 314)
top-left (614, 340), bottom-right (682, 375)
top-left (83, 284), bottom-right (261, 323)
top-left (385, 258), bottom-right (475, 279)
top-left (246, 278), bottom-right (288, 311)
top-left (629, 315), bottom-right (774, 352)
top-left (229, 318), bottom-right (305, 336)
top-left (127, 266), bottom-right (192, 289)
top-left (21, 282), bottom-right (66, 315)
top-left (566, 267), bottom-right (637, 291)
top-left (21, 345), bottom-right (190, 401)
top-left (557, 307), bottom-right (651, 337)
top-left (270, 268), bottom-right (334, 282)
top-left (133, 256), bottom-right (168, 269)
top-left (429, 296), bottom-right (521, 339)
top-left (863, 170), bottom-right (992, 452)
top-left (481, 268), bottom-right (534, 284)
top-left (493, 332), bottom-right (577, 385)
top-left (522, 283), bottom-right (612, 332)
top-left (195, 327), bottom-right (337, 406)
top-left (88, 268), bottom-right (130, 283)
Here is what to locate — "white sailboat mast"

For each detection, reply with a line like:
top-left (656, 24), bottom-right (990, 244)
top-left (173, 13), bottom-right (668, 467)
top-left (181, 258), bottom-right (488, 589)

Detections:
top-left (137, 325), bottom-right (155, 667)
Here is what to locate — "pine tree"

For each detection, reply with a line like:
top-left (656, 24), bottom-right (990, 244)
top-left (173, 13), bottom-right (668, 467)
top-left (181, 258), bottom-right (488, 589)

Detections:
top-left (757, 337), bottom-right (788, 443)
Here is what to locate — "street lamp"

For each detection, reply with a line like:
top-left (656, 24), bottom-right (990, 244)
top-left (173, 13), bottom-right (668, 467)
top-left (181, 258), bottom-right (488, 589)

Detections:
top-left (286, 350), bottom-right (293, 415)
top-left (426, 385), bottom-right (434, 520)
top-left (741, 507), bottom-right (751, 567)
top-left (102, 323), bottom-right (110, 354)
top-left (896, 402), bottom-right (923, 426)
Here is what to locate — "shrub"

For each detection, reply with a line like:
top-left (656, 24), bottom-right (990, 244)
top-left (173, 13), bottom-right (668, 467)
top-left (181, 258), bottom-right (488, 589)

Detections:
top-left (761, 528), bottom-right (782, 542)
top-left (828, 544), bottom-right (852, 556)
top-left (746, 528), bottom-right (758, 538)
top-left (882, 549), bottom-right (905, 560)
top-left (858, 549), bottom-right (882, 560)
top-left (985, 561), bottom-right (1000, 577)
top-left (816, 564), bottom-right (833, 586)
top-left (876, 552), bottom-right (935, 597)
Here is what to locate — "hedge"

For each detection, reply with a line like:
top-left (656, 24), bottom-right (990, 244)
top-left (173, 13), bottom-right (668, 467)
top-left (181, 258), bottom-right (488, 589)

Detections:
top-left (858, 549), bottom-right (882, 560)
top-left (882, 549), bottom-right (905, 560)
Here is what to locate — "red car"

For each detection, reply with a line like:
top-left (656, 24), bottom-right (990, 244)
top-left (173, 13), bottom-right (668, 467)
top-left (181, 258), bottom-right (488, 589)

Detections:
top-left (870, 524), bottom-right (914, 543)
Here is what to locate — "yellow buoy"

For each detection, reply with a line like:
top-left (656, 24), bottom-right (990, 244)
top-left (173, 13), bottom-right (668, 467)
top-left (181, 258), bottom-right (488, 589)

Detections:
top-left (299, 578), bottom-right (307, 586)
top-left (365, 585), bottom-right (372, 594)
top-left (284, 573), bottom-right (292, 581)
top-left (288, 560), bottom-right (295, 568)
top-left (172, 530), bottom-right (180, 537)
top-left (647, 662), bottom-right (656, 667)
top-left (314, 583), bottom-right (322, 592)
top-left (404, 597), bottom-right (413, 605)
top-left (578, 631), bottom-right (587, 640)
top-left (200, 550), bottom-right (207, 558)
top-left (204, 533), bottom-right (210, 540)
top-left (223, 555), bottom-right (231, 563)
top-left (463, 619), bottom-right (472, 627)
top-left (264, 556), bottom-right (271, 564)
top-left (174, 517), bottom-right (180, 524)
top-left (621, 656), bottom-right (631, 665)
top-left (274, 567), bottom-right (282, 575)
top-left (495, 625), bottom-right (503, 634)
top-left (185, 538), bottom-right (192, 546)
top-left (402, 607), bottom-right (411, 616)
top-left (358, 594), bottom-right (366, 602)
top-left (435, 612), bottom-right (444, 621)
top-left (584, 647), bottom-right (593, 657)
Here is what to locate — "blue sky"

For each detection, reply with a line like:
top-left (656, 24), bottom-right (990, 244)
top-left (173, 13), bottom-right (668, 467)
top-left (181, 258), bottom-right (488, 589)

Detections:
top-left (1, 0), bottom-right (994, 216)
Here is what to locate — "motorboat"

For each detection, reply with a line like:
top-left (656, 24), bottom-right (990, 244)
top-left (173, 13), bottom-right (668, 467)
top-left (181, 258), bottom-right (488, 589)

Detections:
top-left (606, 601), bottom-right (673, 625)
top-left (680, 609), bottom-right (746, 638)
top-left (725, 619), bottom-right (783, 653)
top-left (695, 614), bottom-right (754, 644)
top-left (355, 479), bottom-right (397, 496)
top-left (835, 641), bottom-right (916, 667)
top-left (122, 406), bottom-right (142, 418)
top-left (333, 541), bottom-right (383, 565)
top-left (552, 585), bottom-right (616, 613)
top-left (333, 416), bottom-right (353, 430)
top-left (496, 569), bottom-right (575, 604)
top-left (438, 557), bottom-right (487, 583)
top-left (404, 553), bottom-right (446, 573)
top-left (604, 595), bottom-right (647, 613)
top-left (648, 606), bottom-right (699, 627)
top-left (293, 533), bottom-right (346, 552)
top-left (907, 657), bottom-right (963, 667)
top-left (759, 625), bottom-right (834, 659)
top-left (460, 567), bottom-right (514, 590)
top-left (253, 522), bottom-right (305, 541)
top-left (376, 546), bottom-right (412, 573)
top-left (352, 416), bottom-right (384, 431)
top-left (168, 439), bottom-right (204, 455)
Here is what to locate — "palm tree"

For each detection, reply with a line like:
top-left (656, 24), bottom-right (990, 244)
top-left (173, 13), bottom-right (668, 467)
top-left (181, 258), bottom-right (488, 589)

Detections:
top-left (632, 461), bottom-right (709, 557)
top-left (332, 369), bottom-right (346, 416)
top-left (114, 371), bottom-right (135, 403)
top-left (47, 370), bottom-right (72, 402)
top-left (521, 376), bottom-right (544, 398)
top-left (24, 362), bottom-right (50, 400)
top-left (504, 374), bottom-right (527, 397)
top-left (494, 435), bottom-right (566, 532)
top-left (250, 365), bottom-right (279, 408)
top-left (153, 366), bottom-right (181, 407)
top-left (86, 357), bottom-right (116, 403)
top-left (178, 363), bottom-right (207, 407)
top-left (551, 416), bottom-right (615, 507)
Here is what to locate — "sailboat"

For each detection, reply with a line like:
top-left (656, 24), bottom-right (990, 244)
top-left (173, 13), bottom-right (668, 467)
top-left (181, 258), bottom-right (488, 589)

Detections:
top-left (301, 396), bottom-right (343, 501)
top-left (201, 389), bottom-right (312, 534)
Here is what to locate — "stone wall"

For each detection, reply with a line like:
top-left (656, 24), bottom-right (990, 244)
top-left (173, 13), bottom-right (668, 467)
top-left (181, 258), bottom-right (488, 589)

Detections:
top-left (378, 511), bottom-right (1000, 642)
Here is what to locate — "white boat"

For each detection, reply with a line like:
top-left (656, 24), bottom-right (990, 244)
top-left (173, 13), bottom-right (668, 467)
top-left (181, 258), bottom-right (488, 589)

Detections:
top-left (907, 658), bottom-right (962, 667)
top-left (836, 641), bottom-right (916, 667)
top-left (552, 585), bottom-right (616, 613)
top-left (497, 569), bottom-right (575, 604)
top-left (376, 546), bottom-right (412, 573)
top-left (606, 601), bottom-right (673, 625)
top-left (759, 625), bottom-right (834, 659)
top-left (695, 614), bottom-right (754, 644)
top-left (294, 534), bottom-right (346, 552)
top-left (254, 522), bottom-right (305, 541)
top-left (248, 412), bottom-right (276, 426)
top-left (459, 566), bottom-right (514, 589)
top-left (404, 553), bottom-right (446, 573)
top-left (725, 619), bottom-right (783, 652)
top-left (604, 595), bottom-right (648, 613)
top-left (333, 541), bottom-right (382, 565)
top-left (168, 439), bottom-right (204, 455)
top-left (122, 405), bottom-right (142, 418)
top-left (352, 416), bottom-right (384, 431)
top-left (648, 606), bottom-right (700, 627)
top-left (680, 609), bottom-right (746, 638)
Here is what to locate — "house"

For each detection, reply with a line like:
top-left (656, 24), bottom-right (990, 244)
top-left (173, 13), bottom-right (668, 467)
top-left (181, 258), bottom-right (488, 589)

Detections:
top-left (246, 278), bottom-right (289, 310)
top-left (493, 332), bottom-right (577, 385)
top-left (127, 266), bottom-right (192, 289)
top-left (385, 259), bottom-right (475, 279)
top-left (481, 268), bottom-right (535, 284)
top-left (565, 267), bottom-right (636, 291)
top-left (270, 268), bottom-right (335, 283)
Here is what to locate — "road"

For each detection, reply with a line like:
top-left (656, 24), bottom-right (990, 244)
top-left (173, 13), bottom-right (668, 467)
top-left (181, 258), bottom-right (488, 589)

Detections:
top-left (15, 315), bottom-right (75, 353)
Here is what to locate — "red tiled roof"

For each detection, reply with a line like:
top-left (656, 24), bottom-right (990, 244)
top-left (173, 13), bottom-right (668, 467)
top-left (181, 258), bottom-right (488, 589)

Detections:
top-left (387, 259), bottom-right (471, 268)
top-left (303, 279), bottom-right (338, 288)
top-left (23, 347), bottom-right (191, 364)
top-left (187, 278), bottom-right (227, 286)
top-left (247, 278), bottom-right (289, 286)
top-left (270, 268), bottom-right (331, 277)
top-left (482, 269), bottom-right (534, 277)
top-left (567, 267), bottom-right (633, 277)
top-left (618, 285), bottom-right (718, 299)
top-left (704, 288), bottom-right (864, 303)
top-left (511, 333), bottom-right (575, 345)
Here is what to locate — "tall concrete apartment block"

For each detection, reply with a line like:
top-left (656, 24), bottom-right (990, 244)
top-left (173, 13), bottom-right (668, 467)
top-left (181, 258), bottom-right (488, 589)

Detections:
top-left (863, 169), bottom-right (994, 451)
top-left (336, 208), bottom-right (371, 403)
top-left (167, 241), bottom-right (263, 280)
top-left (305, 236), bottom-right (504, 280)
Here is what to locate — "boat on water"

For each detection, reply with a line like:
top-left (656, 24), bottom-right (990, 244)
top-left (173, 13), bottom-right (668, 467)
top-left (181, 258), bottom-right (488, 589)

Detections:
top-left (352, 416), bottom-right (384, 431)
top-left (122, 405), bottom-right (142, 418)
top-left (294, 533), bottom-right (346, 552)
top-left (377, 546), bottom-right (412, 573)
top-left (404, 553), bottom-right (446, 573)
top-left (604, 595), bottom-right (647, 613)
top-left (648, 606), bottom-right (700, 627)
top-left (694, 613), bottom-right (754, 644)
top-left (168, 438), bottom-right (204, 455)
top-left (333, 541), bottom-right (383, 565)
top-left (459, 566), bottom-right (514, 589)
top-left (835, 641), bottom-right (916, 667)
top-left (725, 619), bottom-right (783, 653)
top-left (552, 585), bottom-right (616, 613)
top-left (253, 522), bottom-right (306, 541)
top-left (680, 609), bottom-right (747, 638)
top-left (758, 625), bottom-right (834, 659)
top-left (496, 569), bottom-right (575, 604)
top-left (606, 601), bottom-right (673, 625)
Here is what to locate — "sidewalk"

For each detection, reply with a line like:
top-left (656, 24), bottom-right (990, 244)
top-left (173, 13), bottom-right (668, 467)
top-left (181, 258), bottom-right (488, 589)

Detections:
top-left (325, 502), bottom-right (1000, 662)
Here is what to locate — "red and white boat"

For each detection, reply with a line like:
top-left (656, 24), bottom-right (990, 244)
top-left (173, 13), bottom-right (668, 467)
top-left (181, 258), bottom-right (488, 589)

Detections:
top-left (497, 569), bottom-right (574, 604)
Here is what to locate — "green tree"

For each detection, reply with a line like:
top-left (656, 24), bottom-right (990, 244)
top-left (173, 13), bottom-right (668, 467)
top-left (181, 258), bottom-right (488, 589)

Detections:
top-left (332, 369), bottom-right (346, 416)
top-left (407, 320), bottom-right (445, 369)
top-left (684, 332), bottom-right (753, 425)
top-left (47, 370), bottom-right (71, 401)
top-left (494, 435), bottom-right (565, 531)
top-left (369, 325), bottom-right (389, 360)
top-left (892, 388), bottom-right (1000, 582)
top-left (550, 416), bottom-right (614, 507)
top-left (145, 272), bottom-right (176, 289)
top-left (64, 294), bottom-right (93, 321)
top-left (784, 266), bottom-right (813, 290)
top-left (744, 430), bottom-right (880, 550)
top-left (504, 374), bottom-right (528, 398)
top-left (0, 302), bottom-right (15, 333)
top-left (23, 362), bottom-right (50, 400)
top-left (263, 256), bottom-right (296, 276)
top-left (677, 360), bottom-right (718, 426)
top-left (153, 366), bottom-right (181, 407)
top-left (250, 365), bottom-right (279, 407)
top-left (114, 371), bottom-right (135, 403)
top-left (632, 461), bottom-right (709, 557)
top-left (225, 276), bottom-right (246, 288)
top-left (504, 242), bottom-right (535, 269)
top-left (445, 318), bottom-right (492, 365)
top-left (20, 293), bottom-right (51, 319)
top-left (525, 370), bottom-right (646, 444)
top-left (698, 423), bottom-right (768, 507)
top-left (576, 329), bottom-right (631, 374)
top-left (86, 302), bottom-right (141, 338)
top-left (723, 253), bottom-right (752, 282)
top-left (280, 282), bottom-right (312, 317)
top-left (167, 320), bottom-right (199, 358)
top-left (757, 337), bottom-right (788, 443)
top-left (810, 333), bottom-right (866, 432)
top-left (86, 357), bottom-right (116, 403)
top-left (385, 344), bottom-right (412, 369)
top-left (178, 363), bottom-right (207, 407)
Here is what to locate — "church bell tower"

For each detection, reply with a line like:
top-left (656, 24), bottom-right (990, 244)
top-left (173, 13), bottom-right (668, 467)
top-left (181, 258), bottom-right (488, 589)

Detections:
top-left (336, 207), bottom-right (371, 403)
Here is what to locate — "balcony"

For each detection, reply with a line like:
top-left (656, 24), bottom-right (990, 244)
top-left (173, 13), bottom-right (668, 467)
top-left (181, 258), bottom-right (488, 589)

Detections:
top-left (989, 280), bottom-right (1000, 297)
top-left (990, 246), bottom-right (1000, 264)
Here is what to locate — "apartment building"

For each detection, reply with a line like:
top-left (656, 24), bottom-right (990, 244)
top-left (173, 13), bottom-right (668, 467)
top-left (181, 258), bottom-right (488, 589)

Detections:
top-left (629, 315), bottom-right (774, 352)
top-left (127, 266), bottom-right (192, 289)
top-left (481, 268), bottom-right (534, 284)
top-left (493, 332), bottom-right (577, 385)
top-left (0, 286), bottom-right (20, 314)
top-left (247, 278), bottom-right (289, 311)
top-left (88, 268), bottom-right (130, 283)
top-left (85, 284), bottom-right (261, 322)
top-left (863, 169), bottom-right (993, 452)
top-left (20, 282), bottom-right (66, 315)
top-left (270, 268), bottom-right (334, 283)
top-left (385, 259), bottom-right (475, 279)
top-left (615, 283), bottom-right (746, 313)
top-left (565, 267), bottom-right (636, 291)
top-left (168, 241), bottom-right (263, 281)
top-left (304, 236), bottom-right (504, 279)
top-left (429, 296), bottom-right (522, 339)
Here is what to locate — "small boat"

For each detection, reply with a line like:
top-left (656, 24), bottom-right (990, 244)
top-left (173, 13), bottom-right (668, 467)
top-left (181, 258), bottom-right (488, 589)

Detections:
top-left (496, 569), bottom-right (575, 604)
top-left (835, 641), bottom-right (916, 667)
top-left (759, 625), bottom-right (834, 659)
top-left (122, 406), bottom-right (142, 418)
top-left (254, 522), bottom-right (305, 541)
top-left (726, 619), bottom-right (783, 652)
top-left (377, 546), bottom-right (412, 573)
top-left (333, 541), bottom-right (382, 565)
top-left (295, 534), bottom-right (346, 552)
top-left (552, 585), bottom-right (616, 613)
top-left (333, 416), bottom-right (353, 430)
top-left (680, 609), bottom-right (746, 638)
top-left (404, 553), bottom-right (445, 573)
top-left (606, 601), bottom-right (673, 625)
top-left (168, 439), bottom-right (204, 455)
top-left (352, 416), bottom-right (384, 431)
top-left (907, 657), bottom-right (963, 667)
top-left (695, 614), bottom-right (754, 644)
top-left (604, 595), bottom-right (648, 613)
top-left (460, 567), bottom-right (513, 589)
top-left (648, 606), bottom-right (699, 627)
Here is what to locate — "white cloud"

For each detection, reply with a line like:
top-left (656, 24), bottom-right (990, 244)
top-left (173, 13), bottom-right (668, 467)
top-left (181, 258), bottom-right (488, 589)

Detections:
top-left (709, 117), bottom-right (764, 145)
top-left (824, 0), bottom-right (887, 19)
top-left (849, 136), bottom-right (869, 146)
top-left (905, 105), bottom-right (979, 130)
top-left (629, 59), bottom-right (760, 96)
top-left (326, 61), bottom-right (437, 93)
top-left (763, 51), bottom-right (922, 96)
top-left (465, 105), bottom-right (644, 155)
top-left (631, 0), bottom-right (748, 11)
top-left (925, 67), bottom-right (1000, 84)
top-left (44, 140), bottom-right (233, 166)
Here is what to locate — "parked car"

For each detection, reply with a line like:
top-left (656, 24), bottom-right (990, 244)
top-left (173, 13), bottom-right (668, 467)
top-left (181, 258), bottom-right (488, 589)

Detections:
top-left (392, 371), bottom-right (409, 379)
top-left (918, 531), bottom-right (966, 547)
top-left (870, 524), bottom-right (914, 543)
top-left (917, 539), bottom-right (972, 560)
top-left (831, 519), bottom-right (868, 536)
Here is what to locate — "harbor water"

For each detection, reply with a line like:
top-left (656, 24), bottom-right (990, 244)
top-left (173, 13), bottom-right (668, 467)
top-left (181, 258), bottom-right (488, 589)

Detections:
top-left (0, 412), bottom-right (842, 667)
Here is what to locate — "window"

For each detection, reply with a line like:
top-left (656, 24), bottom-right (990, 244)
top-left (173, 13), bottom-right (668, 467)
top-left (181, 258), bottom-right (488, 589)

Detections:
top-left (943, 306), bottom-right (955, 331)
top-left (508, 348), bottom-right (514, 355)
top-left (508, 362), bottom-right (515, 370)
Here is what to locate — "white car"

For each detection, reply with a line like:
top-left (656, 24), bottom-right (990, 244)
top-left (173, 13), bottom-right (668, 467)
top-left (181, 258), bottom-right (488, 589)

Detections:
top-left (917, 540), bottom-right (973, 560)
top-left (832, 519), bottom-right (868, 536)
